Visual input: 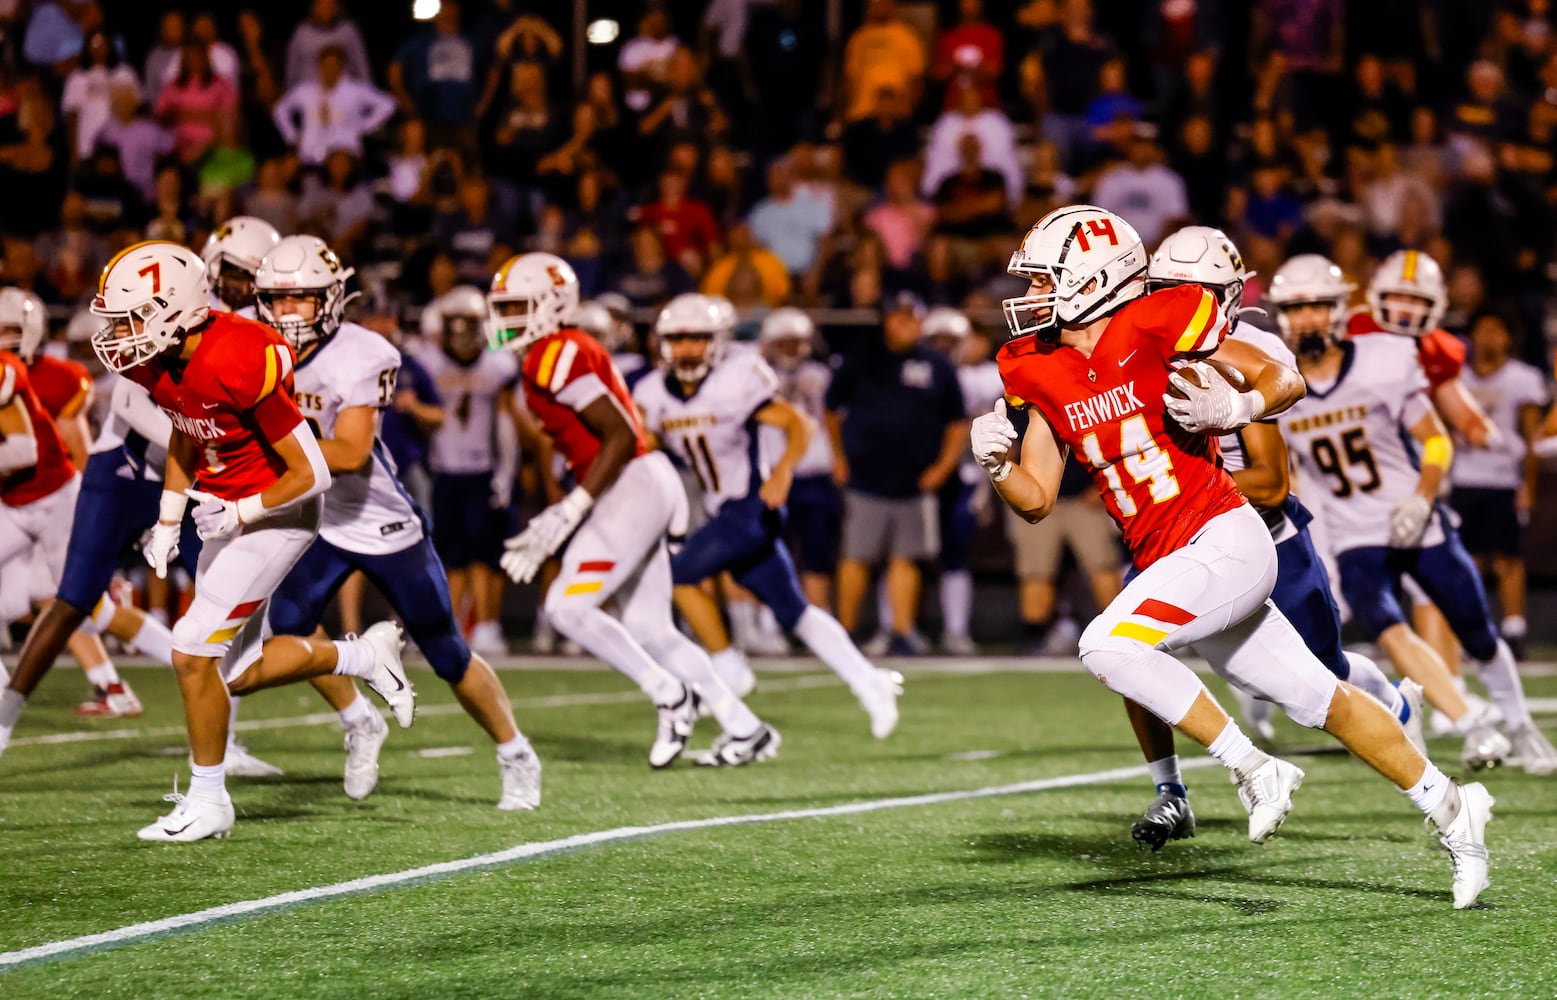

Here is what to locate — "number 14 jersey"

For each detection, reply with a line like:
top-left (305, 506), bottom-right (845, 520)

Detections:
top-left (996, 284), bottom-right (1246, 569)
top-left (1277, 332), bottom-right (1445, 552)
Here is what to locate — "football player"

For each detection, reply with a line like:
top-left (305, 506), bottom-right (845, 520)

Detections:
top-left (978, 206), bottom-right (1492, 907)
top-left (255, 236), bottom-right (541, 810)
top-left (202, 215), bottom-right (281, 315)
top-left (635, 294), bottom-right (902, 739)
top-left (490, 253), bottom-right (777, 767)
top-left (1271, 254), bottom-right (1554, 775)
top-left (1125, 227), bottom-right (1426, 851)
top-left (90, 241), bottom-right (413, 841)
top-left (573, 293), bottom-right (646, 385)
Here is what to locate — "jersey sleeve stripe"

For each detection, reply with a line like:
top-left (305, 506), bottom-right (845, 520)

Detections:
top-left (1173, 289), bottom-right (1218, 353)
top-left (535, 339), bottom-right (564, 389)
top-left (1110, 621), bottom-right (1168, 645)
top-left (259, 345), bottom-right (281, 399)
top-left (549, 340), bottom-right (579, 394)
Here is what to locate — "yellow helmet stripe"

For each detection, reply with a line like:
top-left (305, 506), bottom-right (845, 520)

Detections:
top-left (1401, 250), bottom-right (1419, 283)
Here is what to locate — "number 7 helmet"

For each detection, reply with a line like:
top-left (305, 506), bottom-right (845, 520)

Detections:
top-left (89, 240), bottom-right (211, 372)
top-left (1003, 205), bottom-right (1147, 344)
top-left (254, 235), bottom-right (355, 351)
top-left (487, 251), bottom-right (580, 355)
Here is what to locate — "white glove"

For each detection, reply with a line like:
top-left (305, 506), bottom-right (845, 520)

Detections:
top-left (186, 489), bottom-right (242, 541)
top-left (1163, 362), bottom-right (1265, 434)
top-left (142, 521), bottom-right (181, 580)
top-left (971, 399), bottom-right (1018, 481)
top-left (490, 471), bottom-right (514, 510)
top-left (1388, 494), bottom-right (1434, 548)
top-left (500, 487), bottom-right (594, 583)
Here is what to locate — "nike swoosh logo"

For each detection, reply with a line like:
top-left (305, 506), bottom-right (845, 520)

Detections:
top-left (1118, 351), bottom-right (1137, 366)
top-left (163, 820), bottom-right (195, 835)
top-left (200, 403), bottom-right (219, 411)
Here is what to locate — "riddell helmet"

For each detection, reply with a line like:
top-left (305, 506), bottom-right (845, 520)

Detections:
top-left (758, 306), bottom-right (815, 372)
top-left (1148, 226), bottom-right (1255, 316)
top-left (1366, 249), bottom-right (1447, 338)
top-left (90, 241), bottom-right (211, 372)
top-left (921, 306), bottom-right (973, 362)
top-left (202, 216), bottom-right (281, 311)
top-left (655, 292), bottom-right (731, 383)
top-left (1266, 254), bottom-right (1354, 358)
top-left (1003, 205), bottom-right (1147, 343)
top-left (423, 285), bottom-right (490, 361)
top-left (254, 235), bottom-right (355, 351)
top-left (0, 287), bottom-right (48, 362)
top-left (486, 252), bottom-right (580, 355)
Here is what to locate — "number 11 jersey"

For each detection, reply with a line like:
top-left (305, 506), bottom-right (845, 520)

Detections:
top-left (996, 283), bottom-right (1246, 569)
top-left (1277, 332), bottom-right (1445, 552)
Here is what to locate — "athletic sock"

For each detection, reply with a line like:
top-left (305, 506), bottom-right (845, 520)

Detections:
top-left (85, 662), bottom-right (121, 688)
top-left (1207, 719), bottom-right (1268, 778)
top-left (756, 605), bottom-right (783, 642)
top-left (939, 569), bottom-right (973, 639)
top-left (0, 688), bottom-right (25, 748)
top-left (496, 734), bottom-right (532, 760)
top-left (710, 647), bottom-right (750, 680)
top-left (129, 615), bottom-right (176, 666)
top-left (1147, 754), bottom-right (1186, 796)
top-left (189, 760), bottom-right (227, 801)
top-left (338, 693), bottom-right (373, 728)
top-left (1500, 615), bottom-right (1527, 640)
top-left (556, 605), bottom-right (684, 705)
top-left (727, 599), bottom-right (760, 650)
top-left (1472, 640), bottom-right (1534, 729)
top-left (1405, 765), bottom-right (1455, 826)
top-left (794, 606), bottom-right (877, 694)
top-left (331, 638), bottom-right (371, 678)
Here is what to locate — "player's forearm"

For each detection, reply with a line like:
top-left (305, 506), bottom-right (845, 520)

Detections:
top-left (1248, 362), bottom-right (1305, 419)
top-left (257, 424), bottom-right (332, 514)
top-left (579, 427), bottom-right (635, 499)
top-left (0, 429), bottom-right (37, 473)
top-left (318, 438), bottom-right (371, 473)
top-left (992, 463), bottom-right (1055, 523)
top-left (1231, 466), bottom-right (1289, 509)
top-left (1414, 436), bottom-right (1451, 500)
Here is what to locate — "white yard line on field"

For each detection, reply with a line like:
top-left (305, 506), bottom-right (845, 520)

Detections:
top-left (0, 757), bottom-right (1218, 971)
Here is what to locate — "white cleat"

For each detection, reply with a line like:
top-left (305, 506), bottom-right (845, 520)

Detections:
top-left (695, 724), bottom-right (781, 767)
top-left (1398, 679), bottom-right (1428, 757)
top-left (136, 779), bottom-right (234, 843)
top-left (1434, 782), bottom-right (1494, 909)
top-left (858, 668), bottom-right (904, 739)
top-left (1459, 720), bottom-right (1512, 771)
top-left (343, 708), bottom-right (390, 800)
top-left (1507, 724), bottom-right (1557, 776)
top-left (650, 688), bottom-right (698, 769)
top-left (1230, 685), bottom-right (1276, 744)
top-left (861, 631), bottom-right (891, 658)
top-left (221, 742), bottom-right (283, 778)
top-left (359, 622), bottom-right (415, 728)
top-left (497, 743), bottom-right (543, 811)
top-left (1233, 756), bottom-right (1304, 844)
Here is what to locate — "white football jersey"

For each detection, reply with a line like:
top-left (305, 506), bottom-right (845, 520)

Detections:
top-left (767, 358), bottom-right (833, 478)
top-left (1279, 333), bottom-right (1445, 552)
top-left (635, 345), bottom-right (781, 514)
top-left (1452, 358), bottom-right (1548, 489)
top-left (296, 322), bottom-right (423, 554)
top-left (1217, 323), bottom-right (1300, 541)
top-left (408, 344), bottom-right (519, 475)
top-left (91, 379), bottom-right (172, 479)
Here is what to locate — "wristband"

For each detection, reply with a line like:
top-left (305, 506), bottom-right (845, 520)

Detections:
top-left (159, 489), bottom-right (188, 525)
top-left (1420, 434), bottom-right (1453, 471)
top-left (236, 493), bottom-right (267, 525)
top-left (1244, 389), bottom-right (1267, 422)
top-left (990, 460), bottom-right (1013, 483)
top-left (562, 485), bottom-right (594, 515)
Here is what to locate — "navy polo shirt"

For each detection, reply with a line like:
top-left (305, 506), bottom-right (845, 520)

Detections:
top-left (825, 342), bottom-right (964, 499)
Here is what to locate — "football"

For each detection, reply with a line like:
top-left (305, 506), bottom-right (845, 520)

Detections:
top-left (1164, 361), bottom-right (1213, 398)
top-left (1206, 358), bottom-right (1250, 391)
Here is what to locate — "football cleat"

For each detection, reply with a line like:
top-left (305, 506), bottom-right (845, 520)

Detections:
top-left (359, 621), bottom-right (415, 728)
top-left (940, 633), bottom-right (979, 656)
top-left (1398, 679), bottom-right (1428, 757)
top-left (857, 668), bottom-right (904, 740)
top-left (1507, 724), bottom-right (1557, 776)
top-left (650, 687), bottom-right (697, 769)
top-left (1459, 720), bottom-right (1512, 771)
top-left (219, 742), bottom-right (283, 778)
top-left (136, 778), bottom-right (234, 843)
top-left (75, 681), bottom-right (144, 718)
top-left (342, 708), bottom-right (390, 800)
top-left (1233, 756), bottom-right (1304, 844)
top-left (886, 631), bottom-right (929, 657)
top-left (497, 743), bottom-right (543, 811)
top-left (861, 631), bottom-right (892, 658)
top-left (695, 724), bottom-right (781, 767)
top-left (1132, 788), bottom-right (1196, 851)
top-left (1432, 781), bottom-right (1494, 909)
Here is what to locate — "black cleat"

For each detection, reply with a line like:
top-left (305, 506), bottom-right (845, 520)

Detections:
top-left (1132, 789), bottom-right (1196, 852)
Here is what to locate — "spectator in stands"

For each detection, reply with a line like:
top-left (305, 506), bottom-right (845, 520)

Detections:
top-left (842, 0), bottom-right (925, 122)
top-left (155, 41), bottom-right (238, 164)
top-left (161, 12), bottom-right (240, 88)
top-left (637, 45), bottom-right (729, 162)
top-left (748, 155), bottom-right (832, 282)
top-left (490, 62), bottom-right (562, 229)
top-left (492, 11), bottom-right (563, 82)
top-left (390, 0), bottom-right (486, 159)
top-left (235, 11), bottom-right (285, 160)
top-left (610, 225), bottom-right (694, 308)
top-left (245, 155), bottom-right (301, 235)
top-left (1347, 53), bottom-right (1411, 148)
top-left (22, 0), bottom-right (94, 72)
top-left (272, 46), bottom-right (396, 166)
top-left (1091, 125), bottom-right (1189, 246)
top-left (36, 191), bottom-right (104, 304)
top-left (618, 5), bottom-right (678, 113)
top-left (826, 293), bottom-right (966, 655)
top-left (61, 29), bottom-right (138, 162)
top-left (285, 0), bottom-right (370, 87)
top-left (702, 222), bottom-right (791, 308)
top-left (840, 85), bottom-right (918, 191)
top-left (865, 160), bottom-right (934, 273)
top-left (0, 92), bottom-right (63, 237)
top-left (1018, 138), bottom-right (1077, 225)
top-left (1040, 0), bottom-right (1114, 167)
top-left (1449, 61), bottom-right (1523, 146)
top-left (433, 173), bottom-right (514, 285)
top-left (143, 11), bottom-right (185, 102)
top-left (96, 81), bottom-right (172, 203)
top-left (73, 144), bottom-right (149, 235)
top-left (296, 148), bottom-right (376, 248)
top-left (742, 0), bottom-right (826, 156)
top-left (635, 168), bottom-right (721, 276)
top-left (930, 134), bottom-right (1012, 243)
top-left (922, 81), bottom-right (1021, 207)
top-left (933, 0), bottom-right (1002, 111)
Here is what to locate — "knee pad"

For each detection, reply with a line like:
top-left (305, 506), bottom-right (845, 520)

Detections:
top-left (543, 598), bottom-right (596, 641)
top-left (1077, 630), bottom-right (1200, 727)
top-left (416, 627), bottom-right (471, 683)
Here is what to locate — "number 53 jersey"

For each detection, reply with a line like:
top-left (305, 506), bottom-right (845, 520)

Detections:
top-left (1276, 332), bottom-right (1445, 552)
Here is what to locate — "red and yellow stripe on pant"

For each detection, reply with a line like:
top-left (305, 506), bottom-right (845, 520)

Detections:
top-left (1110, 598), bottom-right (1196, 646)
top-left (561, 561), bottom-right (615, 597)
top-left (206, 599), bottom-right (265, 644)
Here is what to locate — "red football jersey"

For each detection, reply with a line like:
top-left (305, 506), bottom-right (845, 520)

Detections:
top-left (124, 312), bottom-right (304, 501)
top-left (520, 327), bottom-right (647, 480)
top-left (0, 351), bottom-right (75, 506)
top-left (1346, 310), bottom-right (1463, 389)
top-left (997, 284), bottom-right (1246, 569)
top-left (27, 355), bottom-right (93, 419)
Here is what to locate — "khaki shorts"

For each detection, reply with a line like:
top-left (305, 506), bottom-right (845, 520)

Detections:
top-left (1006, 496), bottom-right (1122, 579)
top-left (841, 490), bottom-right (939, 564)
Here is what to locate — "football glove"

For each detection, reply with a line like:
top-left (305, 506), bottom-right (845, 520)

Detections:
top-left (971, 399), bottom-right (1017, 481)
top-left (500, 487), bottom-right (593, 584)
top-left (1163, 362), bottom-right (1265, 434)
top-left (186, 489), bottom-right (243, 541)
top-left (1388, 494), bottom-right (1434, 548)
top-left (142, 521), bottom-right (181, 580)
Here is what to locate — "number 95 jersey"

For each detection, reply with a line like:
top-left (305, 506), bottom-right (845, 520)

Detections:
top-left (1277, 333), bottom-right (1445, 552)
top-left (293, 321), bottom-right (423, 553)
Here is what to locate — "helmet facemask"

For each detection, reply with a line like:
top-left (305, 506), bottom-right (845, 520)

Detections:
top-left (1274, 299), bottom-right (1344, 360)
top-left (1374, 291), bottom-right (1438, 338)
top-left (214, 259), bottom-right (259, 312)
top-left (1002, 268), bottom-right (1062, 344)
top-left (486, 290), bottom-right (566, 355)
top-left (444, 312), bottom-right (488, 362)
top-left (258, 285), bottom-right (340, 351)
top-left (660, 330), bottom-right (724, 384)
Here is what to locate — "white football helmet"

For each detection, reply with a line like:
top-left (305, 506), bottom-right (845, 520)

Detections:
top-left (655, 292), bottom-right (730, 382)
top-left (571, 297), bottom-right (632, 353)
top-left (90, 241), bottom-right (211, 372)
top-left (1266, 254), bottom-right (1354, 357)
top-left (0, 287), bottom-right (48, 362)
top-left (1366, 249), bottom-right (1446, 338)
top-left (203, 216), bottom-right (281, 312)
top-left (486, 252), bottom-right (579, 355)
top-left (1003, 205), bottom-right (1147, 343)
top-left (424, 285), bottom-right (490, 361)
top-left (1148, 226), bottom-right (1255, 316)
top-left (758, 306), bottom-right (815, 372)
top-left (254, 236), bottom-right (355, 351)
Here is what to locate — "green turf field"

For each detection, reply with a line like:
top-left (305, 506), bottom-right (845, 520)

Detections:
top-left (2, 662), bottom-right (1554, 998)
